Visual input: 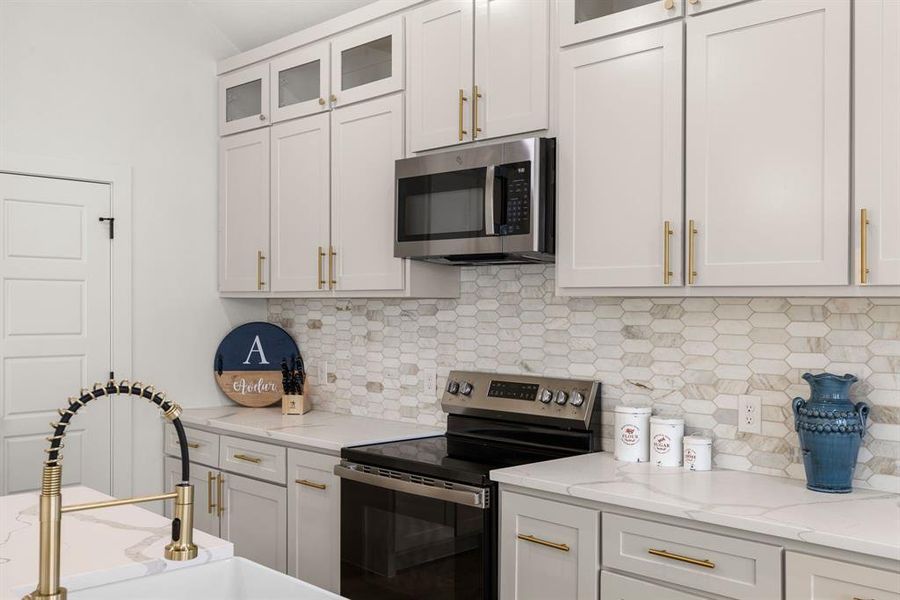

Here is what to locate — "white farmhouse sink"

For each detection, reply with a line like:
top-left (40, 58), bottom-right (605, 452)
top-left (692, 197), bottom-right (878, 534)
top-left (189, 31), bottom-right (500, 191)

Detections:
top-left (68, 557), bottom-right (345, 599)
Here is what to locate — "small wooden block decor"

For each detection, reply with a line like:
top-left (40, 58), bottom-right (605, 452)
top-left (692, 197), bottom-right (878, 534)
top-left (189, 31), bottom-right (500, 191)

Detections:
top-left (214, 322), bottom-right (300, 407)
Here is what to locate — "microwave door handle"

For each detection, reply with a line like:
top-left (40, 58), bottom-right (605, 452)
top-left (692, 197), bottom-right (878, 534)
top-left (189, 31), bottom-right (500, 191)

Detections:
top-left (484, 164), bottom-right (496, 236)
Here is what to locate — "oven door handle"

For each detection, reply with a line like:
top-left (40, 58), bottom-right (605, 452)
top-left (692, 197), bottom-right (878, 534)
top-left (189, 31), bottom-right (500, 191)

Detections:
top-left (484, 164), bottom-right (496, 236)
top-left (334, 463), bottom-right (488, 510)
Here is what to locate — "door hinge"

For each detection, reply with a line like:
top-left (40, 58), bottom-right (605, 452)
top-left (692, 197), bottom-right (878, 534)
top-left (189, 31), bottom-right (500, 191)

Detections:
top-left (109, 370), bottom-right (115, 380)
top-left (99, 217), bottom-right (115, 239)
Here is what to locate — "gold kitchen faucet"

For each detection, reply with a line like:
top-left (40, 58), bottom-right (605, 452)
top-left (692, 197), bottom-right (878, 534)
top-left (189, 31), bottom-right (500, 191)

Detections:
top-left (25, 381), bottom-right (198, 600)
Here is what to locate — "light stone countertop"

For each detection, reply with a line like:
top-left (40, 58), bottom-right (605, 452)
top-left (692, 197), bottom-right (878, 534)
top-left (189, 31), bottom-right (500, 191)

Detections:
top-left (178, 406), bottom-right (444, 453)
top-left (0, 486), bottom-right (233, 600)
top-left (491, 452), bottom-right (900, 561)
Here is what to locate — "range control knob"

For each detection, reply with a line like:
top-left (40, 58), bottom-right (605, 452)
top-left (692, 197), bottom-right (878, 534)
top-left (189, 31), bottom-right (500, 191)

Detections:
top-left (539, 389), bottom-right (553, 404)
top-left (447, 381), bottom-right (460, 395)
top-left (571, 391), bottom-right (585, 407)
top-left (554, 391), bottom-right (568, 405)
top-left (460, 382), bottom-right (473, 396)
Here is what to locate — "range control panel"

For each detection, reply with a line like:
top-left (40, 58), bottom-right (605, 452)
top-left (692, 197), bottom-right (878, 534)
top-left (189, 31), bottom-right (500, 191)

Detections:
top-left (441, 370), bottom-right (600, 428)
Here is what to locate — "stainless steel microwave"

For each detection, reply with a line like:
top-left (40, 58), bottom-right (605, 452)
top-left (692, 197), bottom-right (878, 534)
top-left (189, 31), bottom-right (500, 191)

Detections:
top-left (394, 137), bottom-right (555, 265)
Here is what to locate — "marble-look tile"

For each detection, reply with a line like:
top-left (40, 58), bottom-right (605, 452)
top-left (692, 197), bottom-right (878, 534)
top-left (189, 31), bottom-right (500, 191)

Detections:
top-left (269, 266), bottom-right (900, 491)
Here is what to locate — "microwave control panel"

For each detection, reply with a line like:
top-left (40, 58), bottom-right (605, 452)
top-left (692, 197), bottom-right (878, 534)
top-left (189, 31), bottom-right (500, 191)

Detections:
top-left (497, 161), bottom-right (531, 235)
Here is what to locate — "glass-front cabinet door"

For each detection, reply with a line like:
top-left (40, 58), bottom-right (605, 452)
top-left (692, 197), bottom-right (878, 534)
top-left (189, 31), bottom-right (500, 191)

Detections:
top-left (559, 0), bottom-right (682, 46)
top-left (270, 42), bottom-right (330, 123)
top-left (330, 16), bottom-right (403, 107)
top-left (219, 63), bottom-right (270, 136)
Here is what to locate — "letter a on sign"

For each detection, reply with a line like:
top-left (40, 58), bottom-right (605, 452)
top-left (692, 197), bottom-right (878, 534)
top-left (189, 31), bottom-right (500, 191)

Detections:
top-left (243, 335), bottom-right (270, 365)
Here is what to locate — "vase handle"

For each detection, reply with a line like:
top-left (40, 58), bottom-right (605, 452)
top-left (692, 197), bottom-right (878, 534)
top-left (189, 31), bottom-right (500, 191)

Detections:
top-left (855, 401), bottom-right (870, 438)
top-left (792, 398), bottom-right (806, 431)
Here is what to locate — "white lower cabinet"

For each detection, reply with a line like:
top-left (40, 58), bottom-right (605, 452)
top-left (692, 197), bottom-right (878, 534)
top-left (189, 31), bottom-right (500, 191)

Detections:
top-left (163, 456), bottom-right (219, 537)
top-left (500, 491), bottom-right (599, 600)
top-left (601, 571), bottom-right (708, 600)
top-left (786, 552), bottom-right (900, 600)
top-left (220, 470), bottom-right (288, 573)
top-left (287, 449), bottom-right (341, 593)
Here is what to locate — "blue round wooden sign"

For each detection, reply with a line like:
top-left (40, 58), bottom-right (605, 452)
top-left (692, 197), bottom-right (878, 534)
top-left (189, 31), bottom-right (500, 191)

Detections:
top-left (214, 322), bottom-right (300, 407)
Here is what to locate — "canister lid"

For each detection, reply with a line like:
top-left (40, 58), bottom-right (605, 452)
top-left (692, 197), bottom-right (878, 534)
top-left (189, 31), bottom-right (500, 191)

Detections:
top-left (650, 415), bottom-right (684, 425)
top-left (614, 405), bottom-right (652, 415)
top-left (684, 434), bottom-right (712, 446)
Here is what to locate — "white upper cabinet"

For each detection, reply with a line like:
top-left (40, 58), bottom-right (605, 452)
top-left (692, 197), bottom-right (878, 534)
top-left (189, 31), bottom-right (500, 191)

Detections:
top-left (331, 16), bottom-right (404, 108)
top-left (330, 93), bottom-right (405, 292)
top-left (558, 22), bottom-right (683, 290)
top-left (407, 0), bottom-right (474, 152)
top-left (270, 42), bottom-right (330, 123)
top-left (559, 0), bottom-right (682, 46)
top-left (856, 0), bottom-right (900, 286)
top-left (473, 0), bottom-right (549, 141)
top-left (270, 114), bottom-right (331, 293)
top-left (218, 128), bottom-right (270, 292)
top-left (685, 0), bottom-right (850, 287)
top-left (219, 63), bottom-right (270, 136)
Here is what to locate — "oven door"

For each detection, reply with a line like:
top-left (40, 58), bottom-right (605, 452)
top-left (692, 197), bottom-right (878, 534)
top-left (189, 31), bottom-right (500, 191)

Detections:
top-left (336, 462), bottom-right (494, 600)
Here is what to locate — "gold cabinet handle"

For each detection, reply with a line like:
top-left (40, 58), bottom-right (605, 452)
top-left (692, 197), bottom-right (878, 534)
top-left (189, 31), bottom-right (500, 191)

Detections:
top-left (517, 533), bottom-right (569, 552)
top-left (233, 453), bottom-right (262, 464)
top-left (648, 548), bottom-right (715, 569)
top-left (317, 246), bottom-right (326, 290)
top-left (207, 471), bottom-right (216, 515)
top-left (330, 93), bottom-right (337, 104)
top-left (472, 85), bottom-right (483, 139)
top-left (687, 219), bottom-right (698, 284)
top-left (458, 89), bottom-right (468, 141)
top-left (186, 442), bottom-right (200, 449)
top-left (689, 0), bottom-right (699, 4)
top-left (296, 479), bottom-right (327, 490)
top-left (664, 0), bottom-right (675, 9)
top-left (318, 97), bottom-right (326, 106)
top-left (257, 250), bottom-right (266, 290)
top-left (663, 220), bottom-right (673, 285)
top-left (328, 245), bottom-right (337, 290)
top-left (860, 208), bottom-right (870, 284)
top-left (217, 473), bottom-right (225, 516)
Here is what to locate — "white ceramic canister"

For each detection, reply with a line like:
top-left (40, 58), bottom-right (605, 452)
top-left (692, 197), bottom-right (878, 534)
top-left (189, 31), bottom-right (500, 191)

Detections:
top-left (683, 435), bottom-right (712, 471)
top-left (650, 416), bottom-right (684, 467)
top-left (614, 405), bottom-right (652, 462)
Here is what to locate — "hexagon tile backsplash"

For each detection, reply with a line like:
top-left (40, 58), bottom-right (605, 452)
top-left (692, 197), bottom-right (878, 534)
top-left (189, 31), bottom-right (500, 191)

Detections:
top-left (269, 265), bottom-right (900, 493)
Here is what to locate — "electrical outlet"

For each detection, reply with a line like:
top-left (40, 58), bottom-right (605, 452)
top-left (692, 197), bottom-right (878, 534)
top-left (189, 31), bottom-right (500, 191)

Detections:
top-left (738, 394), bottom-right (761, 434)
top-left (317, 361), bottom-right (328, 384)
top-left (422, 368), bottom-right (437, 395)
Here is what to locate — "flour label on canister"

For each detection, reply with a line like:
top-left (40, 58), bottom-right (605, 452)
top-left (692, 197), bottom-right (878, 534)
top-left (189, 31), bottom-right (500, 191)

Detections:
top-left (621, 424), bottom-right (640, 446)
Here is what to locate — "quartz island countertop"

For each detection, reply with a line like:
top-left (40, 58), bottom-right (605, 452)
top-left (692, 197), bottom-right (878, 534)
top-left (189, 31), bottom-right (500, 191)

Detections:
top-left (491, 451), bottom-right (900, 561)
top-left (0, 486), bottom-right (233, 599)
top-left (178, 406), bottom-right (444, 453)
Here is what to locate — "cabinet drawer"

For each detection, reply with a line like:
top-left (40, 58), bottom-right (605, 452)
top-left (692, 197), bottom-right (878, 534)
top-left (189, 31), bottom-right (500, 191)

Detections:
top-left (601, 571), bottom-right (710, 600)
top-left (786, 552), bottom-right (900, 600)
top-left (219, 435), bottom-right (286, 484)
top-left (602, 513), bottom-right (782, 600)
top-left (165, 426), bottom-right (219, 468)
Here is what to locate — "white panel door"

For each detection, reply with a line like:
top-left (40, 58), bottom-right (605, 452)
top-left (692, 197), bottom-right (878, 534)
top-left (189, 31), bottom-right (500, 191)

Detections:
top-left (331, 93), bottom-right (405, 292)
top-left (785, 552), bottom-right (900, 600)
top-left (287, 449), bottom-right (340, 593)
top-left (856, 0), bottom-right (900, 286)
top-left (163, 457), bottom-right (219, 537)
top-left (558, 22), bottom-right (683, 289)
top-left (220, 472), bottom-right (287, 573)
top-left (270, 42), bottom-right (330, 124)
top-left (685, 0), bottom-right (850, 286)
top-left (218, 128), bottom-right (270, 292)
top-left (270, 114), bottom-right (331, 293)
top-left (473, 0), bottom-right (549, 141)
top-left (407, 0), bottom-right (474, 151)
top-left (0, 174), bottom-right (111, 494)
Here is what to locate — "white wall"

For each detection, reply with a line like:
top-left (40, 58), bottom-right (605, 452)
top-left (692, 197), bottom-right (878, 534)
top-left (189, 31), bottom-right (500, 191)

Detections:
top-left (0, 1), bottom-right (266, 499)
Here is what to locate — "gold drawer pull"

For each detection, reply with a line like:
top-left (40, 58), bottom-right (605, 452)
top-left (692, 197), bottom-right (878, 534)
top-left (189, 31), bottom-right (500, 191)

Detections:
top-left (233, 453), bottom-right (262, 464)
top-left (328, 246), bottom-right (337, 290)
top-left (517, 533), bottom-right (569, 552)
top-left (257, 250), bottom-right (266, 290)
top-left (458, 89), bottom-right (468, 141)
top-left (663, 220), bottom-right (673, 285)
top-left (687, 219), bottom-right (698, 284)
top-left (217, 473), bottom-right (225, 516)
top-left (296, 479), bottom-right (327, 490)
top-left (207, 471), bottom-right (216, 514)
top-left (860, 208), bottom-right (870, 284)
top-left (186, 442), bottom-right (200, 449)
top-left (317, 246), bottom-right (326, 289)
top-left (648, 548), bottom-right (715, 569)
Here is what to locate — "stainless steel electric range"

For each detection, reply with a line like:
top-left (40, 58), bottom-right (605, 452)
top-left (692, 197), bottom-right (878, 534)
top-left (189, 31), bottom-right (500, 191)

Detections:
top-left (335, 370), bottom-right (602, 600)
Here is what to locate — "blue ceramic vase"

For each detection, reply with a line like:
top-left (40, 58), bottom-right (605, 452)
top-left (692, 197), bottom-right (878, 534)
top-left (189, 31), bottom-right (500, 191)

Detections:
top-left (792, 373), bottom-right (869, 493)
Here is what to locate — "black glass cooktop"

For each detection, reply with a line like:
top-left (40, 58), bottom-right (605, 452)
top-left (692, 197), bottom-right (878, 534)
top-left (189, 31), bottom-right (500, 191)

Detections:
top-left (341, 434), bottom-right (583, 487)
